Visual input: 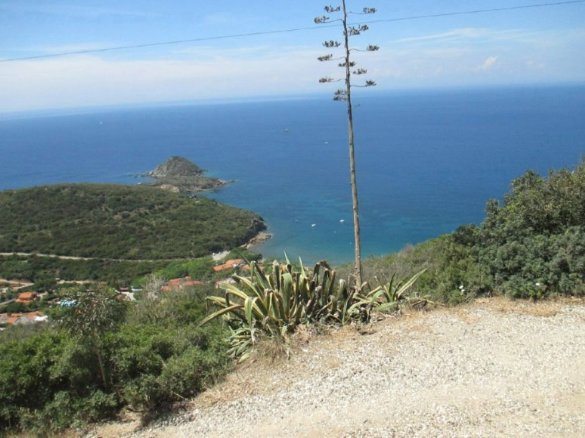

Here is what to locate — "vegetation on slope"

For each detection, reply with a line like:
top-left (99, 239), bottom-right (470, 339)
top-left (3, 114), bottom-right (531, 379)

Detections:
top-left (0, 254), bottom-right (167, 286)
top-left (0, 249), bottom-right (261, 288)
top-left (356, 160), bottom-right (585, 301)
top-left (201, 259), bottom-right (425, 361)
top-left (147, 156), bottom-right (205, 178)
top-left (0, 285), bottom-right (229, 433)
top-left (0, 184), bottom-right (265, 260)
top-left (2, 159), bottom-right (583, 435)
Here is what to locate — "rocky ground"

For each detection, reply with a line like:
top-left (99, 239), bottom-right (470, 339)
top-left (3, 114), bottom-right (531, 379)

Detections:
top-left (92, 297), bottom-right (585, 438)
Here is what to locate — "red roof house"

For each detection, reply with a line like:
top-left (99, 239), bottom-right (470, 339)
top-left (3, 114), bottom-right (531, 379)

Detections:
top-left (161, 276), bottom-right (204, 293)
top-left (15, 292), bottom-right (37, 304)
top-left (4, 311), bottom-right (47, 326)
top-left (212, 259), bottom-right (246, 273)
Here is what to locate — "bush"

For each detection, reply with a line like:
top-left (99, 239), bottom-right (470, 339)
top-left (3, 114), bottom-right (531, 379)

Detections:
top-left (111, 323), bottom-right (229, 411)
top-left (357, 160), bottom-right (585, 300)
top-left (0, 286), bottom-right (230, 434)
top-left (155, 257), bottom-right (215, 281)
top-left (478, 161), bottom-right (585, 296)
top-left (0, 330), bottom-right (73, 431)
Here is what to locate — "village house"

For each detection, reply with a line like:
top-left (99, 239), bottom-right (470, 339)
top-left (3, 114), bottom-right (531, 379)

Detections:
top-left (15, 292), bottom-right (38, 304)
top-left (117, 291), bottom-right (136, 301)
top-left (0, 311), bottom-right (48, 328)
top-left (212, 258), bottom-right (248, 273)
top-left (161, 276), bottom-right (204, 293)
top-left (115, 287), bottom-right (137, 301)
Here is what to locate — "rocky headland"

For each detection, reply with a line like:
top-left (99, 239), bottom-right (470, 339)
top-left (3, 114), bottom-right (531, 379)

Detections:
top-left (146, 156), bottom-right (230, 194)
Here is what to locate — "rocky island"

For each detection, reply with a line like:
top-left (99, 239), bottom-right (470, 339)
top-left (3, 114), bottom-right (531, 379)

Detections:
top-left (146, 156), bottom-right (230, 194)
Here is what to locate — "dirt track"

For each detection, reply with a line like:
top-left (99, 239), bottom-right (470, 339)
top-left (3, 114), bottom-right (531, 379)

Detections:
top-left (94, 297), bottom-right (585, 438)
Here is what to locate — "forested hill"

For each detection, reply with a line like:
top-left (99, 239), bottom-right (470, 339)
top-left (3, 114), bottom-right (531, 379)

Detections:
top-left (0, 184), bottom-right (265, 260)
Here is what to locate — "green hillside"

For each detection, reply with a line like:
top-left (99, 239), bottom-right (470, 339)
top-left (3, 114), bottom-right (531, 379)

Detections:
top-left (356, 160), bottom-right (585, 301)
top-left (0, 184), bottom-right (265, 260)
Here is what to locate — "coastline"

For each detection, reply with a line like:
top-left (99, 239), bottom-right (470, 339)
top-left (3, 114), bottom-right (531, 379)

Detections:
top-left (150, 178), bottom-right (232, 194)
top-left (244, 231), bottom-right (272, 250)
top-left (4, 88), bottom-right (584, 264)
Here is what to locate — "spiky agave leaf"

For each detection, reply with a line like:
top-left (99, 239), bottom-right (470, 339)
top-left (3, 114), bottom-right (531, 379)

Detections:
top-left (201, 257), bottom-right (384, 358)
top-left (281, 272), bottom-right (293, 316)
top-left (394, 268), bottom-right (427, 300)
top-left (223, 282), bottom-right (269, 318)
top-left (198, 304), bottom-right (244, 327)
top-left (244, 296), bottom-right (257, 326)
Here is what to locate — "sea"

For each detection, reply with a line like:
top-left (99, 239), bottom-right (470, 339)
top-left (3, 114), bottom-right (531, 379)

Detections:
top-left (1, 85), bottom-right (584, 264)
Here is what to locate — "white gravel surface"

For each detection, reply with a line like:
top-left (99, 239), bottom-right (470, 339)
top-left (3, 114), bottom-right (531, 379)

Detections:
top-left (95, 298), bottom-right (585, 438)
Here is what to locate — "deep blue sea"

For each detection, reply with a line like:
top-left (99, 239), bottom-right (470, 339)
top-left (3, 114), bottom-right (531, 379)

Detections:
top-left (1, 86), bottom-right (584, 264)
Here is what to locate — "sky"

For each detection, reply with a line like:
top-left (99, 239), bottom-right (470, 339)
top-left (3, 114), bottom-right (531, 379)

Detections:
top-left (1, 0), bottom-right (584, 112)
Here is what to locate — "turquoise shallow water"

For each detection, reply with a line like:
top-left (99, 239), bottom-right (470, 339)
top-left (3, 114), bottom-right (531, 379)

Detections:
top-left (1, 86), bottom-right (584, 263)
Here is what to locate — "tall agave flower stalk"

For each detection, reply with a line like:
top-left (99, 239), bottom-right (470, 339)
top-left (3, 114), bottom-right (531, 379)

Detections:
top-left (315, 2), bottom-right (379, 287)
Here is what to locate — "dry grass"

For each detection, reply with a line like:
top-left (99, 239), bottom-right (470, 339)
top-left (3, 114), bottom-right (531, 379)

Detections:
top-left (478, 295), bottom-right (585, 317)
top-left (193, 324), bottom-right (336, 408)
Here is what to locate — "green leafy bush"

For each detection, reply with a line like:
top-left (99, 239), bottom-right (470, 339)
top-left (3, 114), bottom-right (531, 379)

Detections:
top-left (110, 323), bottom-right (228, 411)
top-left (478, 162), bottom-right (585, 296)
top-left (0, 286), bottom-right (229, 433)
top-left (358, 160), bottom-right (585, 300)
top-left (0, 253), bottom-right (168, 284)
top-left (154, 257), bottom-right (215, 281)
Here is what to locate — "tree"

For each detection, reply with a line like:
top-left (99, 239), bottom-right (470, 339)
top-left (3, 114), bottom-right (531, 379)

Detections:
top-left (315, 2), bottom-right (378, 287)
top-left (60, 286), bottom-right (127, 390)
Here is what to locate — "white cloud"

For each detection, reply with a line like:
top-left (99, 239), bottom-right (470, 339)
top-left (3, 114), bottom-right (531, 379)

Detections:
top-left (0, 48), bottom-right (329, 112)
top-left (1, 25), bottom-right (584, 113)
top-left (479, 56), bottom-right (498, 71)
top-left (389, 27), bottom-right (582, 50)
top-left (393, 28), bottom-right (490, 45)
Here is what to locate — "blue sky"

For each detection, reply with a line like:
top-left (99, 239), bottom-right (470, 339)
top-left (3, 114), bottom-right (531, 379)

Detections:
top-left (1, 0), bottom-right (584, 112)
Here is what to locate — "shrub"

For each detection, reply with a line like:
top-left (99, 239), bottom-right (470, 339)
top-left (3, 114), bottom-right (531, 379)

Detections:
top-left (358, 160), bottom-right (585, 300)
top-left (0, 285), bottom-right (230, 434)
top-left (111, 324), bottom-right (229, 411)
top-left (478, 161), bottom-right (585, 297)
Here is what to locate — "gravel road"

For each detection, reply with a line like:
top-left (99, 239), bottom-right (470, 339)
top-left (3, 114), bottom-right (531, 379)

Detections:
top-left (96, 298), bottom-right (585, 438)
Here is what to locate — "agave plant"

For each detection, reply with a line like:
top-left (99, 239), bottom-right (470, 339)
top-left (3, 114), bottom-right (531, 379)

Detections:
top-left (200, 259), bottom-right (426, 358)
top-left (352, 268), bottom-right (428, 315)
top-left (199, 258), bottom-right (366, 357)
top-left (200, 259), bottom-right (359, 332)
top-left (225, 326), bottom-right (261, 362)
